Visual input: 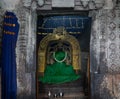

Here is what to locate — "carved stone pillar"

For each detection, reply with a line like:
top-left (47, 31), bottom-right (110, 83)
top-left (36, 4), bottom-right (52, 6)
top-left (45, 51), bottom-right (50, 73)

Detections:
top-left (89, 2), bottom-right (120, 98)
top-left (15, 1), bottom-right (37, 99)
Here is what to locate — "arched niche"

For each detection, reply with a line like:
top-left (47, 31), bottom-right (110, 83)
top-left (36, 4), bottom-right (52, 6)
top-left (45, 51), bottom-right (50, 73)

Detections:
top-left (38, 28), bottom-right (81, 74)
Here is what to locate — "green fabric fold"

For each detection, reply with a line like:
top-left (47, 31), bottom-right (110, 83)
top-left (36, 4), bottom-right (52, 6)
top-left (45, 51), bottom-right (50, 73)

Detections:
top-left (39, 51), bottom-right (80, 84)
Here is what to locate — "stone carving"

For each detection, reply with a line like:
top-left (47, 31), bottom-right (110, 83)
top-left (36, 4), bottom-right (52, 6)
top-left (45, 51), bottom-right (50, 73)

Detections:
top-left (36, 0), bottom-right (116, 10)
top-left (31, 1), bottom-right (37, 10)
top-left (103, 0), bottom-right (114, 9)
top-left (109, 32), bottom-right (116, 40)
top-left (0, 0), bottom-right (20, 10)
top-left (93, 0), bottom-right (105, 8)
top-left (22, 0), bottom-right (32, 7)
top-left (37, 0), bottom-right (44, 7)
top-left (88, 1), bottom-right (96, 9)
top-left (109, 43), bottom-right (116, 50)
top-left (15, 1), bottom-right (37, 98)
top-left (109, 63), bottom-right (120, 73)
top-left (107, 10), bottom-right (116, 18)
top-left (79, 0), bottom-right (106, 9)
top-left (81, 0), bottom-right (89, 8)
top-left (0, 0), bottom-right (117, 10)
top-left (89, 3), bottom-right (120, 98)
top-left (109, 52), bottom-right (116, 60)
top-left (15, 5), bottom-right (32, 98)
top-left (16, 7), bottom-right (27, 53)
top-left (19, 0), bottom-right (37, 10)
top-left (99, 10), bottom-right (108, 73)
top-left (52, 0), bottom-right (74, 8)
top-left (109, 22), bottom-right (116, 30)
top-left (107, 6), bottom-right (120, 73)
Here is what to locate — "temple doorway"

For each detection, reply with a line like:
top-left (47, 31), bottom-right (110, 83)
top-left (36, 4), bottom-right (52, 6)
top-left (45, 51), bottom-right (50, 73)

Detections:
top-left (36, 13), bottom-right (91, 99)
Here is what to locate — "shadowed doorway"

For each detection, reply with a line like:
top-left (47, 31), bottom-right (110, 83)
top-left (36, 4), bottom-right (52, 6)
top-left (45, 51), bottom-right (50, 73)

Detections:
top-left (37, 13), bottom-right (91, 99)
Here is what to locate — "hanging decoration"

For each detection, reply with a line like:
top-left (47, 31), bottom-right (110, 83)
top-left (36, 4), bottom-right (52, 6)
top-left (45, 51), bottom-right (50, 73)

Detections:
top-left (1, 11), bottom-right (19, 99)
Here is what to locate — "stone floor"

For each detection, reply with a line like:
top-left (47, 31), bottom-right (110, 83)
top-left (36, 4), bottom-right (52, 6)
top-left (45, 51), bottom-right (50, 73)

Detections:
top-left (38, 78), bottom-right (88, 99)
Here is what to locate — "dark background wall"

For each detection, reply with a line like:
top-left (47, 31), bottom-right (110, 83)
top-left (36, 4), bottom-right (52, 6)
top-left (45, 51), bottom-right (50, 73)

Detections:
top-left (37, 15), bottom-right (91, 52)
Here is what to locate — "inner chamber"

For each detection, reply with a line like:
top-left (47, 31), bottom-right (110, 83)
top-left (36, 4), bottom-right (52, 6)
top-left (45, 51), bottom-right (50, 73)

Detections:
top-left (37, 14), bottom-right (91, 99)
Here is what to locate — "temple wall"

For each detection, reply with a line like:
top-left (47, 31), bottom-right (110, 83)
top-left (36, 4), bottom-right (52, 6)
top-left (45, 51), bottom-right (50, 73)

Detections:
top-left (89, 4), bottom-right (120, 98)
top-left (0, 0), bottom-right (120, 99)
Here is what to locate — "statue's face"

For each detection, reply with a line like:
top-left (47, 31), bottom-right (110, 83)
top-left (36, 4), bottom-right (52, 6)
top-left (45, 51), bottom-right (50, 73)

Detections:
top-left (0, 0), bottom-right (20, 10)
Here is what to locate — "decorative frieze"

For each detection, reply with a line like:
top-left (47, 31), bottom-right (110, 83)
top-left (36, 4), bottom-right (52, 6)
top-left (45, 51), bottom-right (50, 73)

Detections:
top-left (90, 5), bottom-right (120, 74)
top-left (52, 0), bottom-right (74, 8)
top-left (109, 32), bottom-right (116, 40)
top-left (0, 0), bottom-right (116, 11)
top-left (106, 7), bottom-right (120, 73)
top-left (37, 0), bottom-right (116, 10)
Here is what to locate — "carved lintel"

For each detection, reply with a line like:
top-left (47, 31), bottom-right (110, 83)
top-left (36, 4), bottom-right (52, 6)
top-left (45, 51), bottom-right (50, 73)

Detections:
top-left (52, 0), bottom-right (74, 8)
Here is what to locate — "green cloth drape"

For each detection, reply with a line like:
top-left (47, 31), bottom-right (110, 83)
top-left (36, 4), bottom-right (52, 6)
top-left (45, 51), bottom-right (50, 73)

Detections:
top-left (39, 51), bottom-right (80, 84)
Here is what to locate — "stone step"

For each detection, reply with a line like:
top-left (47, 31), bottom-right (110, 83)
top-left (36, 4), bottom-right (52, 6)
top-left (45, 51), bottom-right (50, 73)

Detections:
top-left (38, 78), bottom-right (88, 99)
top-left (40, 82), bottom-right (83, 88)
top-left (39, 87), bottom-right (84, 93)
top-left (39, 78), bottom-right (83, 89)
top-left (38, 92), bottom-right (87, 99)
top-left (39, 78), bottom-right (84, 93)
top-left (38, 97), bottom-right (88, 99)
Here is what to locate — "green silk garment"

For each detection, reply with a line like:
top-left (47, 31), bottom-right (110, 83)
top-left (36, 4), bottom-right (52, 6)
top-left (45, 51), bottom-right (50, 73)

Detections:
top-left (39, 51), bottom-right (80, 84)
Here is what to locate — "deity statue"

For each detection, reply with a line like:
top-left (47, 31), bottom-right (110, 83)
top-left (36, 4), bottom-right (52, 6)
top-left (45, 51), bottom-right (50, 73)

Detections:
top-left (39, 50), bottom-right (80, 84)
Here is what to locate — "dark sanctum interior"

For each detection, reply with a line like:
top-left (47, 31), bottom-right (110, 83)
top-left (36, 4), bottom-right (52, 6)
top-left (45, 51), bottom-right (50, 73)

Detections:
top-left (36, 11), bottom-right (91, 99)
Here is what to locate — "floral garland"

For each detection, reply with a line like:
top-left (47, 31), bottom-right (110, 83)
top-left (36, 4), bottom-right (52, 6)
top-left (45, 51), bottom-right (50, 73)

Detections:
top-left (53, 52), bottom-right (67, 63)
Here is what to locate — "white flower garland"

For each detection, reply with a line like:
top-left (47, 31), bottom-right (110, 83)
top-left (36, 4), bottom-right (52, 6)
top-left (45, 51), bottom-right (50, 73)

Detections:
top-left (53, 52), bottom-right (67, 63)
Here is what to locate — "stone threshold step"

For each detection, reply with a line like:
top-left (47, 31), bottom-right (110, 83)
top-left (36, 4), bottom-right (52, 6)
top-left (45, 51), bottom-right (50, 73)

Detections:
top-left (38, 92), bottom-right (86, 98)
top-left (39, 87), bottom-right (84, 92)
top-left (38, 97), bottom-right (88, 99)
